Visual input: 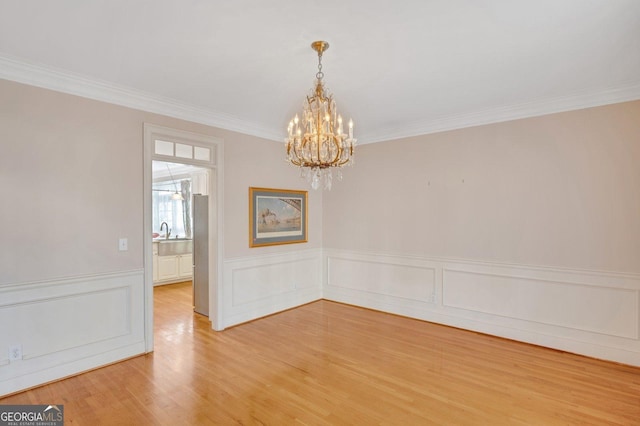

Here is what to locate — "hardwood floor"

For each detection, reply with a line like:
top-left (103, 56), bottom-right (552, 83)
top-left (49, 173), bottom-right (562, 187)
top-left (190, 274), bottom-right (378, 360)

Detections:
top-left (2, 281), bottom-right (639, 425)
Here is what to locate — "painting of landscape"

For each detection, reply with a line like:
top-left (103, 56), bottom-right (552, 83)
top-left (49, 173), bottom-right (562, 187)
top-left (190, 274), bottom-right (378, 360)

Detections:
top-left (256, 196), bottom-right (302, 235)
top-left (249, 187), bottom-right (307, 247)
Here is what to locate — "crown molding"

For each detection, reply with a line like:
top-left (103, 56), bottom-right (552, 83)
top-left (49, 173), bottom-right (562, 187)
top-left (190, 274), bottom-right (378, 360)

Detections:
top-left (0, 54), bottom-right (283, 142)
top-left (2, 54), bottom-right (639, 145)
top-left (359, 81), bottom-right (640, 144)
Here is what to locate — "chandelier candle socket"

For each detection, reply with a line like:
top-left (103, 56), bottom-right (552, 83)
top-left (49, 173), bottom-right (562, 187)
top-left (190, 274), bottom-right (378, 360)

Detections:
top-left (285, 41), bottom-right (356, 190)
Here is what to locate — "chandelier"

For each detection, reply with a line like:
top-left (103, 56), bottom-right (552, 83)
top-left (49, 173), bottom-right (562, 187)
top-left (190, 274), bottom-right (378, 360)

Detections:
top-left (285, 41), bottom-right (356, 190)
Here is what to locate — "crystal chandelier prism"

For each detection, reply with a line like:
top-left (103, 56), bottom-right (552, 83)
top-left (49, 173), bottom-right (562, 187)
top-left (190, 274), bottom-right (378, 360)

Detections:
top-left (285, 41), bottom-right (356, 190)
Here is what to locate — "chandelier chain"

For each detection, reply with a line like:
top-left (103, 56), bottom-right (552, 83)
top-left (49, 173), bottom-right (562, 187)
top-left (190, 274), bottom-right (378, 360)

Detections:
top-left (316, 52), bottom-right (324, 80)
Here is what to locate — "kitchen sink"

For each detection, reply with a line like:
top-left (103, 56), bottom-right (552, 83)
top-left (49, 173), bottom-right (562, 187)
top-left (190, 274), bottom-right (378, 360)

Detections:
top-left (157, 239), bottom-right (193, 256)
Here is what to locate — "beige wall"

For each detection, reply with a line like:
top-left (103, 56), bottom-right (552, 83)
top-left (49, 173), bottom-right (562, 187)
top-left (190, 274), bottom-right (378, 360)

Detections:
top-left (3, 76), bottom-right (635, 281)
top-left (223, 131), bottom-right (323, 258)
top-left (323, 101), bottom-right (640, 273)
top-left (0, 78), bottom-right (320, 285)
top-left (2, 78), bottom-right (639, 381)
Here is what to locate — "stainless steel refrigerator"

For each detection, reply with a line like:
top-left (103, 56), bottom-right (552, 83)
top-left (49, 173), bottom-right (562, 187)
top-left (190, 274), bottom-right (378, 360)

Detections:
top-left (192, 194), bottom-right (208, 316)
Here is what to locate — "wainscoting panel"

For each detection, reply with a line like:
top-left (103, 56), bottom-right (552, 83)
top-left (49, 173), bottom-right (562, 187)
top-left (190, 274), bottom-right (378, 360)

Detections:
top-left (0, 270), bottom-right (146, 396)
top-left (323, 249), bottom-right (640, 366)
top-left (442, 268), bottom-right (638, 339)
top-left (327, 254), bottom-right (436, 302)
top-left (222, 249), bottom-right (322, 328)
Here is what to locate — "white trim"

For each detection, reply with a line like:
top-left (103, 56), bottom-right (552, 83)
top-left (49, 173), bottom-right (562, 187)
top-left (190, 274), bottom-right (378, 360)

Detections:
top-left (143, 124), bottom-right (225, 353)
top-left (0, 54), bottom-right (281, 142)
top-left (0, 269), bottom-right (144, 290)
top-left (212, 146), bottom-right (225, 331)
top-left (359, 82), bottom-right (640, 143)
top-left (143, 138), bottom-right (154, 352)
top-left (2, 54), bottom-right (639, 145)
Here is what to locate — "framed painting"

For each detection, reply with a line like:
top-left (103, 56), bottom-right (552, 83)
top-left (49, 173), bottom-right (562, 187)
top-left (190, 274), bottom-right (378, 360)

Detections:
top-left (249, 187), bottom-right (308, 247)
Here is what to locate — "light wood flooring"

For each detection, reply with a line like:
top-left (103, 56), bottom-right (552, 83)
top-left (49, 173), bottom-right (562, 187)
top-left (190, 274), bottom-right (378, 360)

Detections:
top-left (2, 281), bottom-right (639, 425)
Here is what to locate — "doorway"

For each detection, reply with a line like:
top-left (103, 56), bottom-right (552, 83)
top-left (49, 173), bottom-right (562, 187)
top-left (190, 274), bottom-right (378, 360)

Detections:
top-left (143, 124), bottom-right (224, 353)
top-left (151, 160), bottom-right (209, 314)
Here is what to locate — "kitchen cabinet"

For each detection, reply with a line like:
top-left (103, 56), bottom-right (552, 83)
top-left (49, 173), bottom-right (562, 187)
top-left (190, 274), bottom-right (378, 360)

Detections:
top-left (178, 254), bottom-right (193, 279)
top-left (153, 239), bottom-right (193, 285)
top-left (155, 253), bottom-right (193, 284)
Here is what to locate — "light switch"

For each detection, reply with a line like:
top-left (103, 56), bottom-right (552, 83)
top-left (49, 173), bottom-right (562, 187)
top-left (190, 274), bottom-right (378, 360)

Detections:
top-left (119, 238), bottom-right (128, 251)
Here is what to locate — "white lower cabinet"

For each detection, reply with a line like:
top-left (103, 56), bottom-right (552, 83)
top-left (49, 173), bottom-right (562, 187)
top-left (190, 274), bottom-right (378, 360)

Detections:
top-left (178, 254), bottom-right (193, 279)
top-left (155, 253), bottom-right (193, 285)
top-left (157, 255), bottom-right (179, 281)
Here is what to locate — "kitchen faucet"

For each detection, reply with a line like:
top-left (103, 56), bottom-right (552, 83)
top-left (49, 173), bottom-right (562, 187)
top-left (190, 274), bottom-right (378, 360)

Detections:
top-left (160, 222), bottom-right (171, 239)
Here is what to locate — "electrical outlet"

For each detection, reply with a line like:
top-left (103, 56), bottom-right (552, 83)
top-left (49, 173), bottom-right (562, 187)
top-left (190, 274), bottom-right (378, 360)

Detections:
top-left (430, 293), bottom-right (436, 303)
top-left (9, 344), bottom-right (22, 361)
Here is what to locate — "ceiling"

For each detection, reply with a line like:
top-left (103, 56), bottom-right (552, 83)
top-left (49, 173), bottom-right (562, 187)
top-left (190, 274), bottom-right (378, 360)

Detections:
top-left (1, 1), bottom-right (639, 144)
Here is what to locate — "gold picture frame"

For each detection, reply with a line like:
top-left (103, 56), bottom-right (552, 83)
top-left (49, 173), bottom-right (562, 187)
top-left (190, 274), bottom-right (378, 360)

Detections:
top-left (249, 187), bottom-right (308, 247)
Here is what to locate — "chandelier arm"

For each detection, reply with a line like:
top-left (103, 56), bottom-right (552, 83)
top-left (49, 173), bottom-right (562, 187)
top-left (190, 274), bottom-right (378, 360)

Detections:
top-left (293, 138), bottom-right (305, 165)
top-left (316, 110), bottom-right (322, 164)
top-left (331, 137), bottom-right (342, 165)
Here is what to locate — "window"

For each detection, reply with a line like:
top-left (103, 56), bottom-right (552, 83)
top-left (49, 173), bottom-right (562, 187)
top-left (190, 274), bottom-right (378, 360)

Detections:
top-left (152, 178), bottom-right (192, 239)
